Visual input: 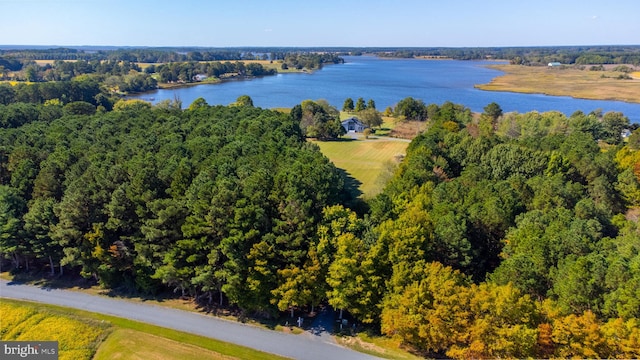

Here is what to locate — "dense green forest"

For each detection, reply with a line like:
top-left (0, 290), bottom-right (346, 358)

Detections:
top-left (1, 91), bottom-right (640, 357)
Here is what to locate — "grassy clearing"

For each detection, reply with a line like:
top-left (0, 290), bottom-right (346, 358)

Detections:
top-left (314, 113), bottom-right (412, 199)
top-left (373, 116), bottom-right (396, 136)
top-left (476, 64), bottom-right (640, 103)
top-left (313, 136), bottom-right (408, 198)
top-left (387, 121), bottom-right (426, 139)
top-left (0, 299), bottom-right (287, 360)
top-left (34, 60), bottom-right (57, 66)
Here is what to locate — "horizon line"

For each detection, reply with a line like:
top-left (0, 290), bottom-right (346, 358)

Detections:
top-left (2, 44), bottom-right (640, 50)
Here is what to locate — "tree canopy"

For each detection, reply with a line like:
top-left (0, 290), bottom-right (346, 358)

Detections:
top-left (0, 102), bottom-right (348, 316)
top-left (1, 91), bottom-right (638, 358)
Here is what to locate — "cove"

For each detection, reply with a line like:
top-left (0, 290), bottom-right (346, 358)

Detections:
top-left (130, 56), bottom-right (640, 123)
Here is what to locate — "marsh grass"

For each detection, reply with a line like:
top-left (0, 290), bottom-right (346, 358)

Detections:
top-left (476, 64), bottom-right (640, 103)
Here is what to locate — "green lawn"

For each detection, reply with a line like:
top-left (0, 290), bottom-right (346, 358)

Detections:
top-left (313, 135), bottom-right (408, 198)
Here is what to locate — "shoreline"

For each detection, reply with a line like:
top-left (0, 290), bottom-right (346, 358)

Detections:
top-left (157, 78), bottom-right (222, 90)
top-left (132, 65), bottom-right (324, 95)
top-left (476, 64), bottom-right (640, 104)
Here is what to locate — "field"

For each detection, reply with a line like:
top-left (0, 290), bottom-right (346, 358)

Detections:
top-left (313, 135), bottom-right (409, 199)
top-left (1, 301), bottom-right (110, 360)
top-left (0, 299), bottom-right (286, 360)
top-left (476, 64), bottom-right (640, 103)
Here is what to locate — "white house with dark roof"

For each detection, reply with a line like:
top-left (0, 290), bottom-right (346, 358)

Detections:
top-left (341, 117), bottom-right (368, 133)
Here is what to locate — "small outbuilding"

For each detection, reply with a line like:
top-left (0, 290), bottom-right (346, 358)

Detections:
top-left (341, 117), bottom-right (368, 133)
top-left (548, 62), bottom-right (562, 67)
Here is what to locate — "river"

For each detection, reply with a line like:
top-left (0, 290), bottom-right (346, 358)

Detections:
top-left (130, 56), bottom-right (640, 122)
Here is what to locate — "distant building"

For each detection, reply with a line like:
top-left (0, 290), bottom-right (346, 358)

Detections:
top-left (548, 62), bottom-right (562, 67)
top-left (193, 74), bottom-right (208, 81)
top-left (341, 117), bottom-right (368, 133)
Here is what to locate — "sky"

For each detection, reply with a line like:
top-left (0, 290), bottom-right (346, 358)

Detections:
top-left (1, 0), bottom-right (638, 47)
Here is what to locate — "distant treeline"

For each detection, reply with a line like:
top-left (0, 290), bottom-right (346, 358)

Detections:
top-left (372, 45), bottom-right (640, 65)
top-left (0, 50), bottom-right (343, 90)
top-left (0, 48), bottom-right (344, 66)
top-left (0, 48), bottom-right (246, 62)
top-left (4, 46), bottom-right (639, 68)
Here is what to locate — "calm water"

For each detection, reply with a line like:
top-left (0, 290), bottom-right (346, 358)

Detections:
top-left (131, 56), bottom-right (640, 122)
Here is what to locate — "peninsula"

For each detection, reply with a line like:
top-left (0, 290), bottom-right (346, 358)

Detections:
top-left (476, 64), bottom-right (640, 103)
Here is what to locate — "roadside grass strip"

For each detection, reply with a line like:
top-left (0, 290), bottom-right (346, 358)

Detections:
top-left (94, 328), bottom-right (238, 360)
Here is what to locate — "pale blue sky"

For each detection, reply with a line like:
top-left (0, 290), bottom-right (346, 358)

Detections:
top-left (1, 0), bottom-right (638, 47)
